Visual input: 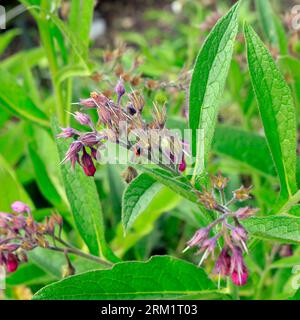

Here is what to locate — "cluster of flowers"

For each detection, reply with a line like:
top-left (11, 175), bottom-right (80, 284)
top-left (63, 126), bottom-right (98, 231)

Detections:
top-left (0, 201), bottom-right (62, 273)
top-left (184, 173), bottom-right (257, 287)
top-left (58, 80), bottom-right (187, 176)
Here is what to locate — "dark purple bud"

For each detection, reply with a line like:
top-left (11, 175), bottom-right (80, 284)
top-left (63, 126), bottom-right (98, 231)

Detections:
top-left (6, 253), bottom-right (19, 273)
top-left (179, 156), bottom-right (186, 172)
top-left (81, 148), bottom-right (96, 177)
top-left (214, 248), bottom-right (231, 276)
top-left (11, 201), bottom-right (30, 214)
top-left (231, 266), bottom-right (248, 286)
top-left (230, 246), bottom-right (248, 286)
top-left (57, 127), bottom-right (77, 139)
top-left (279, 245), bottom-right (293, 257)
top-left (115, 79), bottom-right (125, 104)
top-left (127, 103), bottom-right (137, 116)
top-left (73, 112), bottom-right (92, 126)
top-left (90, 147), bottom-right (98, 160)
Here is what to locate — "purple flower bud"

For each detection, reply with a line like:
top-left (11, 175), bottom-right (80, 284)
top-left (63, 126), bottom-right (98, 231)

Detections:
top-left (11, 201), bottom-right (30, 214)
top-left (115, 79), bottom-right (125, 104)
top-left (214, 248), bottom-right (231, 276)
top-left (127, 103), bottom-right (137, 116)
top-left (12, 215), bottom-right (26, 230)
top-left (81, 148), bottom-right (96, 177)
top-left (62, 141), bottom-right (83, 169)
top-left (1, 243), bottom-right (19, 252)
top-left (73, 112), bottom-right (92, 126)
top-left (79, 98), bottom-right (97, 108)
top-left (90, 147), bottom-right (100, 161)
top-left (279, 245), bottom-right (293, 257)
top-left (57, 127), bottom-right (77, 139)
top-left (186, 228), bottom-right (209, 248)
top-left (80, 133), bottom-right (100, 147)
top-left (234, 207), bottom-right (258, 220)
top-left (6, 253), bottom-right (19, 273)
top-left (230, 246), bottom-right (248, 286)
top-left (231, 226), bottom-right (248, 243)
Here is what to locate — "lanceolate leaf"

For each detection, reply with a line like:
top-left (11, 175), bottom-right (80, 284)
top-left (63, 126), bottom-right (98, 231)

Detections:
top-left (52, 119), bottom-right (118, 262)
top-left (189, 2), bottom-right (239, 170)
top-left (122, 174), bottom-right (163, 233)
top-left (33, 256), bottom-right (216, 300)
top-left (255, 0), bottom-right (279, 49)
top-left (243, 216), bottom-right (300, 244)
top-left (245, 24), bottom-right (297, 199)
top-left (0, 70), bottom-right (49, 128)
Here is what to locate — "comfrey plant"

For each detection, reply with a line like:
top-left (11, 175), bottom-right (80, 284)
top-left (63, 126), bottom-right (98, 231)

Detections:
top-left (0, 201), bottom-right (111, 276)
top-left (58, 79), bottom-right (188, 177)
top-left (184, 173), bottom-right (257, 286)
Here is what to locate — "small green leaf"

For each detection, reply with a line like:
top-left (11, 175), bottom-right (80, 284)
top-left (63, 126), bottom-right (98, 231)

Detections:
top-left (243, 216), bottom-right (300, 244)
top-left (122, 174), bottom-right (163, 233)
top-left (33, 256), bottom-right (216, 300)
top-left (245, 23), bottom-right (297, 199)
top-left (189, 2), bottom-right (239, 170)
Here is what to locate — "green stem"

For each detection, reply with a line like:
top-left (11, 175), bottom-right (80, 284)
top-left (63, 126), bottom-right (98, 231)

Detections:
top-left (47, 245), bottom-right (113, 267)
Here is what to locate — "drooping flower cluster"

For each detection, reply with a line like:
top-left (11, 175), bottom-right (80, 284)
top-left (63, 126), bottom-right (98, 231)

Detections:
top-left (184, 173), bottom-right (257, 287)
top-left (58, 80), bottom-right (188, 176)
top-left (0, 201), bottom-right (62, 273)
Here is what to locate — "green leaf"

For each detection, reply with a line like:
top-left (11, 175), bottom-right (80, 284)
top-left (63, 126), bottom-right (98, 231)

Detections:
top-left (0, 70), bottom-right (49, 127)
top-left (114, 187), bottom-right (181, 257)
top-left (189, 2), bottom-right (239, 169)
top-left (122, 174), bottom-right (163, 233)
top-left (0, 122), bottom-right (26, 166)
top-left (136, 165), bottom-right (197, 202)
top-left (243, 216), bottom-right (300, 244)
top-left (245, 23), bottom-right (297, 199)
top-left (0, 29), bottom-right (21, 56)
top-left (28, 141), bottom-right (66, 211)
top-left (255, 0), bottom-right (279, 49)
top-left (0, 155), bottom-right (33, 212)
top-left (213, 126), bottom-right (276, 177)
top-left (52, 119), bottom-right (118, 262)
top-left (33, 256), bottom-right (216, 300)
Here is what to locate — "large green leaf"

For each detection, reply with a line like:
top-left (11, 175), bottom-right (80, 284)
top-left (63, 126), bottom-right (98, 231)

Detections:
top-left (53, 119), bottom-right (118, 262)
top-left (122, 174), bottom-right (163, 232)
top-left (243, 216), bottom-right (300, 244)
top-left (33, 256), bottom-right (216, 300)
top-left (189, 2), bottom-right (239, 171)
top-left (245, 24), bottom-right (297, 199)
